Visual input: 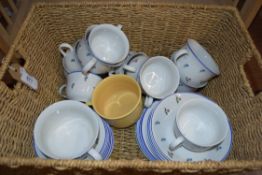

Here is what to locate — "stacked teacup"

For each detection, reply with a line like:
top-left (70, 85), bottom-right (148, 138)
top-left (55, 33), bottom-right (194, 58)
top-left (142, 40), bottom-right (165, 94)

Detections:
top-left (171, 39), bottom-right (220, 92)
top-left (58, 24), bottom-right (132, 103)
top-left (58, 42), bottom-right (102, 103)
top-left (76, 24), bottom-right (130, 75)
top-left (136, 93), bottom-right (232, 161)
top-left (33, 100), bottom-right (114, 160)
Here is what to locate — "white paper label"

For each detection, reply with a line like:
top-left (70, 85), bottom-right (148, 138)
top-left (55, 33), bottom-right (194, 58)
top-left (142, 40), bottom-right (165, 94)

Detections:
top-left (20, 67), bottom-right (38, 90)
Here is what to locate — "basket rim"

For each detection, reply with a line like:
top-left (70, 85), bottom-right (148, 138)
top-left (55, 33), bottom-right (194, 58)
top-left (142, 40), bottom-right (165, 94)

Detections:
top-left (0, 1), bottom-right (262, 168)
top-left (0, 157), bottom-right (262, 172)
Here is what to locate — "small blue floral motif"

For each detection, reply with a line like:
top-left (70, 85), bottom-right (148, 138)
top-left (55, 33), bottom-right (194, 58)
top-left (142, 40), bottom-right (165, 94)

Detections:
top-left (168, 151), bottom-right (174, 158)
top-left (71, 59), bottom-right (75, 62)
top-left (155, 121), bottom-right (160, 125)
top-left (161, 138), bottom-right (166, 142)
top-left (216, 146), bottom-right (222, 151)
top-left (164, 108), bottom-right (170, 115)
top-left (133, 59), bottom-right (139, 63)
top-left (86, 53), bottom-right (91, 57)
top-left (200, 69), bottom-right (206, 72)
top-left (71, 83), bottom-right (75, 89)
top-left (176, 96), bottom-right (182, 104)
top-left (183, 63), bottom-right (189, 68)
top-left (186, 158), bottom-right (193, 162)
top-left (84, 76), bottom-right (88, 81)
top-left (185, 76), bottom-right (191, 82)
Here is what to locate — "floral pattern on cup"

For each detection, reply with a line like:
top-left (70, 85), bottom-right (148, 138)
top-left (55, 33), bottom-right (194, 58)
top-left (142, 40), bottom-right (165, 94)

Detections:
top-left (171, 39), bottom-right (220, 88)
top-left (59, 72), bottom-right (102, 102)
top-left (144, 93), bottom-right (232, 161)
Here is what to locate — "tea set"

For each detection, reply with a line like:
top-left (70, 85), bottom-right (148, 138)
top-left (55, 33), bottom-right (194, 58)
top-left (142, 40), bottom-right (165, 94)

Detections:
top-left (33, 23), bottom-right (232, 161)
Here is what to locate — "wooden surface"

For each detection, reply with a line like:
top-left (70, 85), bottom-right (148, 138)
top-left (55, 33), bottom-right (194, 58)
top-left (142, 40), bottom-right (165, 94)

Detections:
top-left (240, 0), bottom-right (262, 27)
top-left (249, 7), bottom-right (262, 54)
top-left (0, 0), bottom-right (32, 55)
top-left (244, 57), bottom-right (262, 95)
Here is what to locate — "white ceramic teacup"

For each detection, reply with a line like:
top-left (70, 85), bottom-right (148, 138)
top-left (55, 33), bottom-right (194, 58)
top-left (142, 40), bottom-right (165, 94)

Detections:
top-left (79, 24), bottom-right (130, 74)
top-left (171, 39), bottom-right (220, 88)
top-left (125, 53), bottom-right (148, 80)
top-left (59, 43), bottom-right (82, 74)
top-left (169, 98), bottom-right (229, 152)
top-left (75, 38), bottom-right (111, 74)
top-left (139, 56), bottom-right (180, 107)
top-left (34, 100), bottom-right (102, 160)
top-left (108, 51), bottom-right (138, 76)
top-left (176, 80), bottom-right (197, 93)
top-left (59, 72), bottom-right (102, 102)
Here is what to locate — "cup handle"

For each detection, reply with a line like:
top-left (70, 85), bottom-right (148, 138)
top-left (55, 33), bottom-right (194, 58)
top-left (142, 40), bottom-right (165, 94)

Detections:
top-left (88, 148), bottom-right (102, 160)
top-left (58, 84), bottom-right (67, 98)
top-left (169, 136), bottom-right (185, 151)
top-left (144, 96), bottom-right (153, 108)
top-left (123, 65), bottom-right (136, 73)
top-left (171, 49), bottom-right (188, 63)
top-left (59, 43), bottom-right (74, 57)
top-left (82, 58), bottom-right (97, 75)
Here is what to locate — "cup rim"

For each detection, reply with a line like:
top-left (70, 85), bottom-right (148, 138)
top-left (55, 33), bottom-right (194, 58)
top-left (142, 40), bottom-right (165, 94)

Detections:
top-left (92, 74), bottom-right (142, 120)
top-left (175, 98), bottom-right (229, 147)
top-left (33, 100), bottom-right (100, 159)
top-left (187, 39), bottom-right (220, 75)
top-left (77, 38), bottom-right (125, 67)
top-left (88, 24), bottom-right (129, 65)
top-left (139, 56), bottom-right (180, 99)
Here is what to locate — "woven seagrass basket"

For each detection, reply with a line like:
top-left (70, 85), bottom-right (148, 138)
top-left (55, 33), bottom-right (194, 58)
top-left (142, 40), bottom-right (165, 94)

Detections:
top-left (0, 1), bottom-right (261, 174)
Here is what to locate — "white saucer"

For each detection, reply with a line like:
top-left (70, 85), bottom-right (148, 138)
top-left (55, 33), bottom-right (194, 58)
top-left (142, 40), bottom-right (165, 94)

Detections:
top-left (34, 116), bottom-right (107, 159)
top-left (140, 101), bottom-right (160, 160)
top-left (102, 121), bottom-right (114, 160)
top-left (150, 93), bottom-right (232, 161)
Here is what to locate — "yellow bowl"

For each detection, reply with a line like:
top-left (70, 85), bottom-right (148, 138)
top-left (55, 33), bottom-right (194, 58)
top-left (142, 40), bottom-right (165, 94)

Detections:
top-left (92, 75), bottom-right (142, 128)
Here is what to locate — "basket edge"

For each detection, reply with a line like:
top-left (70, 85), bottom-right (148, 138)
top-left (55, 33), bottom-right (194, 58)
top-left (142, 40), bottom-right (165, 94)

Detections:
top-left (0, 158), bottom-right (261, 173)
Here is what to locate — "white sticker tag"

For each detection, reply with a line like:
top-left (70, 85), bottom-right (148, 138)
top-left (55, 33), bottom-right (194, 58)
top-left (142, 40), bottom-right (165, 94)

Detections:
top-left (20, 67), bottom-right (38, 90)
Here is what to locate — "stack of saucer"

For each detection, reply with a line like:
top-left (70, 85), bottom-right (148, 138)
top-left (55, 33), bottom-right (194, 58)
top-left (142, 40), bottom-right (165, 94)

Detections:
top-left (136, 93), bottom-right (232, 161)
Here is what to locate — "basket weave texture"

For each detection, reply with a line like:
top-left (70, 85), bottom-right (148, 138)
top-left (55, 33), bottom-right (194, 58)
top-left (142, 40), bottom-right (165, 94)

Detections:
top-left (0, 1), bottom-right (262, 174)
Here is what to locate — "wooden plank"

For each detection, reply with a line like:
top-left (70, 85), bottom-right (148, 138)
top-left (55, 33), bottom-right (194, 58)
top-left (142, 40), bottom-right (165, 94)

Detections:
top-left (0, 35), bottom-right (9, 54)
top-left (0, 2), bottom-right (13, 26)
top-left (9, 0), bottom-right (32, 41)
top-left (240, 0), bottom-right (262, 28)
top-left (244, 56), bottom-right (262, 95)
top-left (0, 23), bottom-right (10, 45)
top-left (7, 0), bottom-right (18, 14)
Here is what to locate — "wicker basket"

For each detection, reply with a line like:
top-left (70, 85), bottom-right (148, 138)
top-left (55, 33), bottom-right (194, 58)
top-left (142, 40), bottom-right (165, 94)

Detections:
top-left (0, 1), bottom-right (261, 174)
